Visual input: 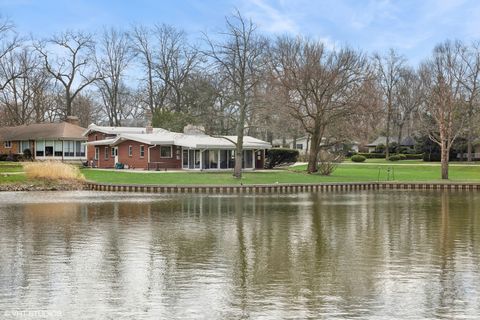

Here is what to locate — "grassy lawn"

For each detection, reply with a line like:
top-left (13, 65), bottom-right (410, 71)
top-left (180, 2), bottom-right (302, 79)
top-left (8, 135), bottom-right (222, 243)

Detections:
top-left (0, 162), bottom-right (24, 173)
top-left (2, 160), bottom-right (480, 186)
top-left (81, 162), bottom-right (480, 185)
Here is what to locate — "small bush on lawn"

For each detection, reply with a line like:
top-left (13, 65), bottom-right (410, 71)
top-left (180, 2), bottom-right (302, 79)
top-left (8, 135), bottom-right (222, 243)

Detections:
top-left (318, 151), bottom-right (344, 176)
top-left (265, 148), bottom-right (299, 169)
top-left (397, 154), bottom-right (407, 160)
top-left (351, 155), bottom-right (366, 162)
top-left (388, 155), bottom-right (401, 161)
top-left (23, 161), bottom-right (85, 181)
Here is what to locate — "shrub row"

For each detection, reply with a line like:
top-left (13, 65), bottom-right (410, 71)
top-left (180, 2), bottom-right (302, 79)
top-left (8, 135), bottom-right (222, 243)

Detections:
top-left (265, 148), bottom-right (299, 169)
top-left (356, 153), bottom-right (386, 159)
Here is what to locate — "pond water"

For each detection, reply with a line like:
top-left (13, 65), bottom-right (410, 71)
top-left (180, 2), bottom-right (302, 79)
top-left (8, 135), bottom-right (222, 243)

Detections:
top-left (0, 191), bottom-right (479, 319)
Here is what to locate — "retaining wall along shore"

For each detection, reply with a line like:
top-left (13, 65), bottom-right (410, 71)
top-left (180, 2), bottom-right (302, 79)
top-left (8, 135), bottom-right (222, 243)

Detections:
top-left (85, 181), bottom-right (480, 193)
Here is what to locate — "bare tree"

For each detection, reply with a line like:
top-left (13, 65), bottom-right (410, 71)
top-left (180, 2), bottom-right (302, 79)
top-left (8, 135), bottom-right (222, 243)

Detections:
top-left (373, 49), bottom-right (406, 158)
top-left (130, 24), bottom-right (156, 113)
top-left (271, 36), bottom-right (370, 173)
top-left (96, 28), bottom-right (134, 126)
top-left (204, 11), bottom-right (268, 178)
top-left (420, 41), bottom-right (467, 179)
top-left (0, 47), bottom-right (38, 125)
top-left (456, 41), bottom-right (480, 161)
top-left (34, 30), bottom-right (100, 117)
top-left (0, 16), bottom-right (21, 92)
top-left (393, 67), bottom-right (423, 146)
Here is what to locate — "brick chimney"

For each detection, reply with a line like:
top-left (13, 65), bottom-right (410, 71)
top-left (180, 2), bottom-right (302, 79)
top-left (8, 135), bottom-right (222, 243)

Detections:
top-left (65, 116), bottom-right (80, 126)
top-left (145, 111), bottom-right (153, 134)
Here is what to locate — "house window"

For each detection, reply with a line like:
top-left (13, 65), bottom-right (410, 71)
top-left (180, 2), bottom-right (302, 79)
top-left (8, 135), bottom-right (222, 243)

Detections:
top-left (36, 140), bottom-right (44, 157)
top-left (140, 145), bottom-right (145, 158)
top-left (4, 141), bottom-right (12, 148)
top-left (55, 141), bottom-right (63, 157)
top-left (20, 141), bottom-right (29, 153)
top-left (296, 144), bottom-right (303, 150)
top-left (128, 145), bottom-right (133, 157)
top-left (105, 147), bottom-right (109, 159)
top-left (94, 147), bottom-right (99, 160)
top-left (111, 147), bottom-right (115, 157)
top-left (160, 146), bottom-right (172, 158)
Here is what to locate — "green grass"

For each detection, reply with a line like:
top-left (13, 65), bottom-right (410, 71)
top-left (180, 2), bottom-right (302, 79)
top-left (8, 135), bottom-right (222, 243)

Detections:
top-left (2, 160), bottom-right (480, 186)
top-left (0, 162), bottom-right (23, 173)
top-left (81, 162), bottom-right (480, 185)
top-left (0, 173), bottom-right (27, 184)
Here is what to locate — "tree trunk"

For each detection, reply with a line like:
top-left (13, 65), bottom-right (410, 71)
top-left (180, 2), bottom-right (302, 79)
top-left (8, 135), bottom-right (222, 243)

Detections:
top-left (441, 141), bottom-right (449, 180)
top-left (233, 103), bottom-right (246, 179)
top-left (467, 127), bottom-right (473, 162)
top-left (307, 133), bottom-right (321, 173)
top-left (397, 124), bottom-right (403, 153)
top-left (385, 100), bottom-right (392, 159)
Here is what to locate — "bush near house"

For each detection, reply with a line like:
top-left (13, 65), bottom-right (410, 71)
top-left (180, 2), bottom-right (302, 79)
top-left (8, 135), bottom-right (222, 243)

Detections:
top-left (351, 155), bottom-right (366, 162)
top-left (265, 148), bottom-right (299, 169)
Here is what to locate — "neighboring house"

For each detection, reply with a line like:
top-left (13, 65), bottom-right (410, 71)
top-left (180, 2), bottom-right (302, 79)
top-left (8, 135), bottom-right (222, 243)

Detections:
top-left (0, 117), bottom-right (87, 160)
top-left (272, 136), bottom-right (359, 155)
top-left (272, 136), bottom-right (311, 155)
top-left (367, 136), bottom-right (416, 153)
top-left (85, 124), bottom-right (271, 170)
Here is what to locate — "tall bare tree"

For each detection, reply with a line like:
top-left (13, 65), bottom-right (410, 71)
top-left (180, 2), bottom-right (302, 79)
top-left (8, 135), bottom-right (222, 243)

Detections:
top-left (34, 30), bottom-right (100, 117)
top-left (96, 28), bottom-right (134, 126)
top-left (204, 11), bottom-right (268, 178)
top-left (0, 17), bottom-right (21, 92)
top-left (271, 36), bottom-right (370, 173)
top-left (456, 41), bottom-right (480, 161)
top-left (373, 49), bottom-right (406, 158)
top-left (393, 67), bottom-right (422, 146)
top-left (420, 41), bottom-right (467, 179)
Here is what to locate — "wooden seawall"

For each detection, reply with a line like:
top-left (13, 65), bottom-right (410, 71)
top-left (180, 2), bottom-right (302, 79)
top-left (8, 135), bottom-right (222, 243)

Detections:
top-left (85, 182), bottom-right (480, 193)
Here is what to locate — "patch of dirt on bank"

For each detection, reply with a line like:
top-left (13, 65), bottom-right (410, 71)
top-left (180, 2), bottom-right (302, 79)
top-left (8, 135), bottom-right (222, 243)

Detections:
top-left (0, 179), bottom-right (87, 192)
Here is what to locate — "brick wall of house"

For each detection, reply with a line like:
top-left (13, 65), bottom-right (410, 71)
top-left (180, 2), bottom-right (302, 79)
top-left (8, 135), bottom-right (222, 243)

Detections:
top-left (117, 141), bottom-right (181, 170)
top-left (0, 140), bottom-right (19, 155)
top-left (87, 132), bottom-right (108, 161)
top-left (93, 145), bottom-right (115, 168)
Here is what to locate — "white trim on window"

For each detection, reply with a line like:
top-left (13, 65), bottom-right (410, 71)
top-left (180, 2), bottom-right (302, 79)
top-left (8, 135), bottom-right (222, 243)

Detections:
top-left (128, 145), bottom-right (133, 157)
top-left (94, 147), bottom-right (99, 160)
top-left (4, 141), bottom-right (12, 148)
top-left (140, 145), bottom-right (145, 158)
top-left (160, 146), bottom-right (172, 158)
top-left (104, 147), bottom-right (109, 159)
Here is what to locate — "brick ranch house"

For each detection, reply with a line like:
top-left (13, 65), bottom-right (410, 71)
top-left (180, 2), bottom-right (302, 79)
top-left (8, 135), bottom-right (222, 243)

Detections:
top-left (85, 124), bottom-right (271, 170)
top-left (0, 117), bottom-right (87, 160)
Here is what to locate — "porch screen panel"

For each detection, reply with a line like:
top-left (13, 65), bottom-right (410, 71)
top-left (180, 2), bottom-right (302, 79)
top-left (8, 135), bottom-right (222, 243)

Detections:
top-left (209, 150), bottom-right (218, 169)
top-left (220, 150), bottom-right (228, 168)
top-left (183, 149), bottom-right (189, 168)
top-left (36, 140), bottom-right (44, 157)
top-left (55, 141), bottom-right (63, 156)
top-left (45, 140), bottom-right (54, 157)
top-left (194, 150), bottom-right (201, 169)
top-left (244, 150), bottom-right (253, 168)
top-left (188, 150), bottom-right (195, 169)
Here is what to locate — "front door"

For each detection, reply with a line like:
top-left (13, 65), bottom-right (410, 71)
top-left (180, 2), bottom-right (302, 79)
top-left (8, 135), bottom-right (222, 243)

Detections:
top-left (114, 147), bottom-right (118, 164)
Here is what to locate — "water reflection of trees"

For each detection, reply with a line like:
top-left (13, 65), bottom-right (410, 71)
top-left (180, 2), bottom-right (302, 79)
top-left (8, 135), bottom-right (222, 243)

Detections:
top-left (0, 191), bottom-right (480, 318)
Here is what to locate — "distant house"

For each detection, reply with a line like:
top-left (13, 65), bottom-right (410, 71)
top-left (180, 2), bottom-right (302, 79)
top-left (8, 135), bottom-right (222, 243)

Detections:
top-left (0, 117), bottom-right (87, 160)
top-left (272, 136), bottom-right (359, 155)
top-left (272, 136), bottom-right (311, 155)
top-left (367, 136), bottom-right (416, 153)
top-left (85, 124), bottom-right (271, 170)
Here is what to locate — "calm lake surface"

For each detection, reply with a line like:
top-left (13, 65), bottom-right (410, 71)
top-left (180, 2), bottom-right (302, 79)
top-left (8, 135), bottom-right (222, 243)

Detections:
top-left (0, 191), bottom-right (479, 319)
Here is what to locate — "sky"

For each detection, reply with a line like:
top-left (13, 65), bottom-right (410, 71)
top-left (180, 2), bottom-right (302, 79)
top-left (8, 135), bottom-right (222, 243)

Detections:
top-left (1, 0), bottom-right (480, 65)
